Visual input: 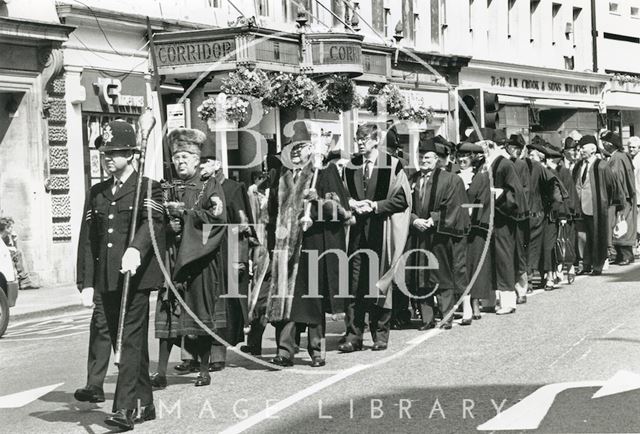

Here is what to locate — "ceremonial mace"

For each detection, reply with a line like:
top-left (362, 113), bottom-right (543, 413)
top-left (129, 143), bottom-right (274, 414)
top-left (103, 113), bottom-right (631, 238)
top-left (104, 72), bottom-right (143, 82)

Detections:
top-left (300, 131), bottom-right (332, 232)
top-left (114, 108), bottom-right (157, 367)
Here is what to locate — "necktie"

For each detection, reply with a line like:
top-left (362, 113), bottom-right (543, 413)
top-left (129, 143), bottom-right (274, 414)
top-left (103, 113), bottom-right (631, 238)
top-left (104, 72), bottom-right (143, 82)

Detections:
top-left (363, 160), bottom-right (371, 192)
top-left (581, 163), bottom-right (589, 185)
top-left (113, 179), bottom-right (122, 195)
top-left (293, 169), bottom-right (301, 183)
top-left (420, 172), bottom-right (430, 201)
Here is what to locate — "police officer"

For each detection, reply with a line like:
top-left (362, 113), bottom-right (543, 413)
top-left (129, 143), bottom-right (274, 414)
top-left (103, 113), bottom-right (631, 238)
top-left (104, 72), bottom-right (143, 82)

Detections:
top-left (77, 120), bottom-right (166, 430)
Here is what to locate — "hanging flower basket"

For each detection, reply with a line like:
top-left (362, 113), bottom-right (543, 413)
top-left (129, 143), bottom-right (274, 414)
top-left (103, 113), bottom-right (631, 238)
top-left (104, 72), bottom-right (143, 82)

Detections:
top-left (363, 83), bottom-right (406, 116)
top-left (196, 94), bottom-right (250, 124)
top-left (324, 74), bottom-right (360, 113)
top-left (221, 67), bottom-right (272, 100)
top-left (264, 73), bottom-right (326, 111)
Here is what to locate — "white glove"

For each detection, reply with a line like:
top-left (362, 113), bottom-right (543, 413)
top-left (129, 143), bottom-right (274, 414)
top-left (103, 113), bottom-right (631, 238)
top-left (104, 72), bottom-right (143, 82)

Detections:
top-left (81, 287), bottom-right (94, 308)
top-left (120, 247), bottom-right (141, 276)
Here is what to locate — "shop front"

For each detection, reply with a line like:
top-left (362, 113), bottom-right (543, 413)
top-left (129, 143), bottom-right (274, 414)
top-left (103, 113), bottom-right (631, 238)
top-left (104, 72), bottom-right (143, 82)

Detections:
top-left (459, 60), bottom-right (610, 143)
top-left (603, 75), bottom-right (640, 144)
top-left (152, 25), bottom-right (467, 181)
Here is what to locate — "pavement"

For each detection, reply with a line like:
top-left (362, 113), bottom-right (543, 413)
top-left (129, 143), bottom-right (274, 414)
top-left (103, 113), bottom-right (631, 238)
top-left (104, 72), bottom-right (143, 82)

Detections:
top-left (10, 284), bottom-right (85, 321)
top-left (2, 261), bottom-right (640, 433)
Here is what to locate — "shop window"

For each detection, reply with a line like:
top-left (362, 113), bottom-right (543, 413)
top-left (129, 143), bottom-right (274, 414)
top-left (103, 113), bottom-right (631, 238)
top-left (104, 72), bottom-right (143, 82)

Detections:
top-left (609, 2), bottom-right (620, 14)
top-left (82, 114), bottom-right (138, 188)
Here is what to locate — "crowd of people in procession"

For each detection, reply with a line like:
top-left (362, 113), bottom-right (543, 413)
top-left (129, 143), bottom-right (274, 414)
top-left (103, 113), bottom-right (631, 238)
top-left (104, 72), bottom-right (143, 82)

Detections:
top-left (73, 117), bottom-right (640, 430)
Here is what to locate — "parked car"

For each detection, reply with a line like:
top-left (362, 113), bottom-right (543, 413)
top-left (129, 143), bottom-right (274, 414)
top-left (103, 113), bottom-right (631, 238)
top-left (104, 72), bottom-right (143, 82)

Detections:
top-left (0, 238), bottom-right (19, 337)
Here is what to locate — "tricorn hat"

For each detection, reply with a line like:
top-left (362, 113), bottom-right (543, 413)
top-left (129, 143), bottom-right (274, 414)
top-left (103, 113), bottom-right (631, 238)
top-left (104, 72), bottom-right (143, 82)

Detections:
top-left (96, 120), bottom-right (138, 152)
top-left (168, 128), bottom-right (207, 156)
top-left (577, 135), bottom-right (597, 147)
top-left (507, 134), bottom-right (526, 148)
top-left (458, 142), bottom-right (484, 153)
top-left (600, 130), bottom-right (623, 150)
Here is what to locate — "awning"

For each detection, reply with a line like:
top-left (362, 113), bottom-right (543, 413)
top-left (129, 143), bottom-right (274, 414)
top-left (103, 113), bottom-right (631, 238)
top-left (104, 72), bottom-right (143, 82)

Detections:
top-left (498, 94), bottom-right (600, 110)
top-left (604, 91), bottom-right (640, 110)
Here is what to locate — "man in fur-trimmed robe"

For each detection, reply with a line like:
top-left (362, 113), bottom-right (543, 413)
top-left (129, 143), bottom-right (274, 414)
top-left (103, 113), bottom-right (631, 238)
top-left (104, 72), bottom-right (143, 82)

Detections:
top-left (265, 141), bottom-right (352, 367)
top-left (339, 123), bottom-right (411, 352)
top-left (405, 138), bottom-right (470, 330)
top-left (601, 131), bottom-right (637, 265)
top-left (573, 135), bottom-right (623, 275)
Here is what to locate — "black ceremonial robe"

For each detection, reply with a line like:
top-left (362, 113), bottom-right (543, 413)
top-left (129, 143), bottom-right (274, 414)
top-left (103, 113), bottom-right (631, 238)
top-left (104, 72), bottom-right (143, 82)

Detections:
top-left (609, 151), bottom-right (637, 248)
top-left (405, 168), bottom-right (470, 293)
top-left (466, 169), bottom-right (494, 299)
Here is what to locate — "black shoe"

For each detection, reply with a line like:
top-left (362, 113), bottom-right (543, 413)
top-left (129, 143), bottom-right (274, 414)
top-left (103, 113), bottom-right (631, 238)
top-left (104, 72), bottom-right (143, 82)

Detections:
top-left (269, 355), bottom-right (294, 367)
top-left (390, 320), bottom-right (403, 330)
top-left (149, 372), bottom-right (167, 389)
top-left (371, 342), bottom-right (388, 351)
top-left (516, 295), bottom-right (527, 304)
top-left (460, 318), bottom-right (472, 326)
top-left (472, 314), bottom-right (482, 320)
top-left (418, 322), bottom-right (436, 331)
top-left (337, 342), bottom-right (362, 353)
top-left (239, 345), bottom-right (261, 356)
top-left (194, 373), bottom-right (211, 387)
top-left (618, 259), bottom-right (631, 266)
top-left (74, 385), bottom-right (105, 403)
top-left (526, 288), bottom-right (533, 294)
top-left (133, 403), bottom-right (156, 424)
top-left (591, 270), bottom-right (602, 276)
top-left (105, 409), bottom-right (135, 431)
top-left (208, 362), bottom-right (225, 372)
top-left (311, 357), bottom-right (326, 368)
top-left (441, 323), bottom-right (453, 330)
top-left (577, 268), bottom-right (592, 275)
top-left (174, 360), bottom-right (199, 373)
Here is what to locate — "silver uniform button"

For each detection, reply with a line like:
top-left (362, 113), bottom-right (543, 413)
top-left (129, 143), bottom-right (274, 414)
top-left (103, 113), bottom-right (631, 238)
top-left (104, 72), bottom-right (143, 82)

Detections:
top-left (111, 202), bottom-right (116, 205)
top-left (107, 242), bottom-right (113, 248)
top-left (108, 228), bottom-right (113, 233)
top-left (108, 214), bottom-right (114, 219)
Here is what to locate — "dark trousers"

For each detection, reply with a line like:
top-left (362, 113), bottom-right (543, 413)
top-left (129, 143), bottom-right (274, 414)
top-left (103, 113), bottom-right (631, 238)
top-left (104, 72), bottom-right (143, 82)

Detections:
top-left (86, 292), bottom-right (111, 390)
top-left (345, 250), bottom-right (391, 346)
top-left (515, 219), bottom-right (529, 276)
top-left (615, 245), bottom-right (634, 262)
top-left (391, 282), bottom-right (411, 324)
top-left (578, 215), bottom-right (601, 272)
top-left (275, 320), bottom-right (324, 359)
top-left (528, 215), bottom-right (544, 275)
top-left (494, 215), bottom-right (517, 292)
top-left (103, 289), bottom-right (152, 412)
top-left (418, 287), bottom-right (454, 325)
top-left (540, 219), bottom-right (558, 273)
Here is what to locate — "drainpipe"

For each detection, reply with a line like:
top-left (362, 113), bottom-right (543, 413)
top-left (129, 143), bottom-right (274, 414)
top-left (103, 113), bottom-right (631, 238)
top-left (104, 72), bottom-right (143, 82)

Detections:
top-left (591, 0), bottom-right (598, 72)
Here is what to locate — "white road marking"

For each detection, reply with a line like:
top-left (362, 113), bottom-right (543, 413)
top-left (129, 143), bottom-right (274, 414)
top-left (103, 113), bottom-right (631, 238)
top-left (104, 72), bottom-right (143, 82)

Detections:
top-left (0, 383), bottom-right (64, 409)
top-left (221, 328), bottom-right (444, 433)
top-left (478, 371), bottom-right (640, 431)
top-left (220, 365), bottom-right (370, 434)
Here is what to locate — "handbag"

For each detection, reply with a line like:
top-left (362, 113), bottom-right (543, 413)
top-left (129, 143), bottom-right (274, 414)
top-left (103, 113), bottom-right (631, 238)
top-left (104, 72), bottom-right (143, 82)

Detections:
top-left (554, 222), bottom-right (576, 265)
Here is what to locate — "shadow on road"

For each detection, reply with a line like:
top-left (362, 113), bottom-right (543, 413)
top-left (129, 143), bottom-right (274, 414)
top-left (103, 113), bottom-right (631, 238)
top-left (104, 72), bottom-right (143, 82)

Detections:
top-left (256, 384), bottom-right (640, 433)
top-left (29, 390), bottom-right (112, 433)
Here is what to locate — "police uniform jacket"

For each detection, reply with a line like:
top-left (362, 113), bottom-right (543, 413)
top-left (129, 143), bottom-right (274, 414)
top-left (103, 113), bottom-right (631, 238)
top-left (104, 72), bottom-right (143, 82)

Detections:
top-left (76, 172), bottom-right (166, 293)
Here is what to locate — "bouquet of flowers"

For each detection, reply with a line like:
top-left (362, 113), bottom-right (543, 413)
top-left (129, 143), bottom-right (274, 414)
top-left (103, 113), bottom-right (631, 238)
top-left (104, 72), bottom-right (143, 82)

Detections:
top-left (324, 74), bottom-right (360, 113)
top-left (196, 94), bottom-right (251, 123)
top-left (264, 73), bottom-right (326, 111)
top-left (363, 83), bottom-right (407, 116)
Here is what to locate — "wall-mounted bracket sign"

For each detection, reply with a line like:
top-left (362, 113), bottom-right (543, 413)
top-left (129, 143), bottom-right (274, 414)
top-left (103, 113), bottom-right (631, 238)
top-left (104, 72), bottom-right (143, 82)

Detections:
top-left (308, 34), bottom-right (365, 76)
top-left (93, 78), bottom-right (144, 108)
top-left (154, 39), bottom-right (237, 67)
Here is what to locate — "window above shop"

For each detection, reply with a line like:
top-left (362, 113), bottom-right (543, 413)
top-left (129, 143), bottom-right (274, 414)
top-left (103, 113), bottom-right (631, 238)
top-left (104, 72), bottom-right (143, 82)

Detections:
top-left (631, 6), bottom-right (640, 18)
top-left (609, 1), bottom-right (620, 15)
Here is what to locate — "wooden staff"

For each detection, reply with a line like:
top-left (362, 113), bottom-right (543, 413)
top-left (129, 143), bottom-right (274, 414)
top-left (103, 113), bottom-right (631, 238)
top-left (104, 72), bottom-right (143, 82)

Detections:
top-left (114, 108), bottom-right (156, 367)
